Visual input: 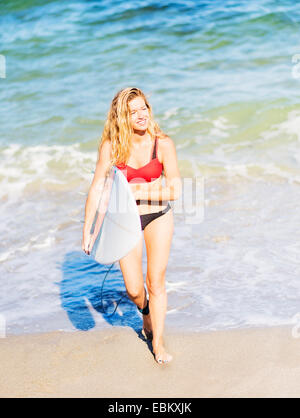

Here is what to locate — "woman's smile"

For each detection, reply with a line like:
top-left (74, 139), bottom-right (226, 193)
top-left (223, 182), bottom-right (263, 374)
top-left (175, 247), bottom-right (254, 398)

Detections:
top-left (137, 118), bottom-right (147, 126)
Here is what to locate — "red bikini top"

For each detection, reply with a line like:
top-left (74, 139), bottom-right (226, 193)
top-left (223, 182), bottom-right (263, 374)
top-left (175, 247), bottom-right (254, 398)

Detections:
top-left (116, 137), bottom-right (163, 183)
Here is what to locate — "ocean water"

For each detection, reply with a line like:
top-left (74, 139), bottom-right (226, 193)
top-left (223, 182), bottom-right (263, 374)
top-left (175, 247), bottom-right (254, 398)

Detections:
top-left (1, 0), bottom-right (300, 336)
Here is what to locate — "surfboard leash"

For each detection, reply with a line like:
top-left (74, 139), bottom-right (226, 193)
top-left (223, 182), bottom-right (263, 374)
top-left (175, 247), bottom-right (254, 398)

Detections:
top-left (99, 263), bottom-right (126, 317)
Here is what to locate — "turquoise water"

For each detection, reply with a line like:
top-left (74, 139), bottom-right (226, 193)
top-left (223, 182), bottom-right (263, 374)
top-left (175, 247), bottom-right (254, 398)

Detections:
top-left (1, 0), bottom-right (300, 335)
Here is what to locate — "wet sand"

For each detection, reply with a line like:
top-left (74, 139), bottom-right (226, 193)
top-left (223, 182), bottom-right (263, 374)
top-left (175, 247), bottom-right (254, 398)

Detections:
top-left (0, 326), bottom-right (299, 398)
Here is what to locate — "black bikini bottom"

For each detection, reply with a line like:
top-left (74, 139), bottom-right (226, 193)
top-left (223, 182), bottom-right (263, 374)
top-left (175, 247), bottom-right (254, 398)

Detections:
top-left (139, 203), bottom-right (171, 231)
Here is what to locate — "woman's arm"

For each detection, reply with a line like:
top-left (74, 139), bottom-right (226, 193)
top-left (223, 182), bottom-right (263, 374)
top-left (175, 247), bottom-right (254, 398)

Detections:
top-left (82, 140), bottom-right (111, 251)
top-left (132, 136), bottom-right (182, 202)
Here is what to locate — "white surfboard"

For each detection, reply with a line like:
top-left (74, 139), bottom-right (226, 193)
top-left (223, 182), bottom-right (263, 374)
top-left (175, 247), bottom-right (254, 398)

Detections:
top-left (89, 166), bottom-right (142, 265)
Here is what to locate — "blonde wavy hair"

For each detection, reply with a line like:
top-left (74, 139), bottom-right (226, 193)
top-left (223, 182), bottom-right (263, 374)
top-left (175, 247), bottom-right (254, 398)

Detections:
top-left (98, 87), bottom-right (165, 167)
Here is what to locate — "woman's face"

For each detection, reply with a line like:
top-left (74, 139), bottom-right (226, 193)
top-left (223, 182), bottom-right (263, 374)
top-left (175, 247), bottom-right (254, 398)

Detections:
top-left (128, 96), bottom-right (150, 131)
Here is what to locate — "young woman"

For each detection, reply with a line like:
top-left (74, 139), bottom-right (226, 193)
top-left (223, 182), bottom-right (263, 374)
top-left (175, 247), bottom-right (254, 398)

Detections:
top-left (82, 87), bottom-right (182, 364)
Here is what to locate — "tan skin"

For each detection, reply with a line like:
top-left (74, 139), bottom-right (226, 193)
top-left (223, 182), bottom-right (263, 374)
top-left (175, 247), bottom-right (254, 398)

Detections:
top-left (82, 96), bottom-right (182, 364)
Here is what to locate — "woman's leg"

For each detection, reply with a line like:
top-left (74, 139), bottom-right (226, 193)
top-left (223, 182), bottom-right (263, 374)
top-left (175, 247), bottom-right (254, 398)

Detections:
top-left (143, 208), bottom-right (174, 363)
top-left (119, 236), bottom-right (152, 334)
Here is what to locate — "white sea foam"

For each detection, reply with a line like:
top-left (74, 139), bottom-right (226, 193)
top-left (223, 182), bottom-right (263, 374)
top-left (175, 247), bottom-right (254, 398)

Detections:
top-left (0, 143), bottom-right (96, 202)
top-left (209, 116), bottom-right (237, 138)
top-left (161, 107), bottom-right (179, 120)
top-left (260, 109), bottom-right (300, 142)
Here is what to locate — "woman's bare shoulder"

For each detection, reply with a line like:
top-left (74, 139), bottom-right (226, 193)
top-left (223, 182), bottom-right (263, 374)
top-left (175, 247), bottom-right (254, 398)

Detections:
top-left (99, 139), bottom-right (112, 152)
top-left (98, 139), bottom-right (112, 158)
top-left (157, 132), bottom-right (175, 151)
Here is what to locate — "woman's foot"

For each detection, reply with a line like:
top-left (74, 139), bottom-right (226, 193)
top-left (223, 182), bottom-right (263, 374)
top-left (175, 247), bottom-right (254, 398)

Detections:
top-left (153, 340), bottom-right (173, 364)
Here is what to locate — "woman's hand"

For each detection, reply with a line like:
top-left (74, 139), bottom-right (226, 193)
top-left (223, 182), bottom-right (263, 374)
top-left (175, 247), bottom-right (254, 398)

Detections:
top-left (129, 178), bottom-right (161, 200)
top-left (82, 231), bottom-right (92, 255)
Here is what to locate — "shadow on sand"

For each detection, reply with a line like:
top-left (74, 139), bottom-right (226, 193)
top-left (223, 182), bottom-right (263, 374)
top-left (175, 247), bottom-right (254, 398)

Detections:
top-left (58, 251), bottom-right (151, 350)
